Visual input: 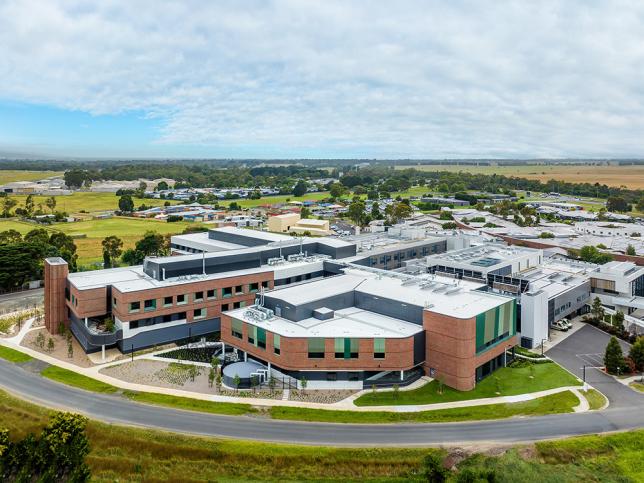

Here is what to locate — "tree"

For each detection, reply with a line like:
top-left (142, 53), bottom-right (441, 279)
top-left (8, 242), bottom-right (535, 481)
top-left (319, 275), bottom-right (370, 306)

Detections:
top-left (422, 453), bottom-right (449, 483)
top-left (604, 336), bottom-right (625, 374)
top-left (300, 206), bottom-right (311, 219)
top-left (49, 232), bottom-right (78, 272)
top-left (578, 245), bottom-right (613, 264)
top-left (370, 202), bottom-right (382, 220)
top-left (36, 331), bottom-right (45, 349)
top-left (135, 231), bottom-right (167, 257)
top-left (45, 196), bottom-right (57, 214)
top-left (215, 374), bottom-right (222, 392)
top-left (211, 356), bottom-right (221, 374)
top-left (591, 297), bottom-right (605, 322)
top-left (300, 376), bottom-right (307, 392)
top-left (118, 194), bottom-right (135, 213)
top-left (101, 236), bottom-right (123, 268)
top-left (0, 229), bottom-right (22, 244)
top-left (268, 376), bottom-right (276, 394)
top-left (24, 194), bottom-right (35, 217)
top-left (47, 337), bottom-right (55, 352)
top-left (157, 181), bottom-right (169, 191)
top-left (329, 182), bottom-right (345, 198)
top-left (121, 248), bottom-right (145, 266)
top-left (250, 374), bottom-right (259, 393)
top-left (292, 180), bottom-right (308, 197)
top-left (347, 201), bottom-right (366, 225)
top-left (606, 196), bottom-right (629, 212)
top-left (233, 374), bottom-right (241, 393)
top-left (67, 339), bottom-right (74, 359)
top-left (208, 368), bottom-right (215, 387)
top-left (626, 244), bottom-right (636, 256)
top-left (612, 311), bottom-right (625, 333)
top-left (188, 364), bottom-right (198, 382)
top-left (1, 196), bottom-right (17, 218)
top-left (64, 169), bottom-right (92, 189)
top-left (384, 202), bottom-right (413, 224)
top-left (628, 337), bottom-right (644, 372)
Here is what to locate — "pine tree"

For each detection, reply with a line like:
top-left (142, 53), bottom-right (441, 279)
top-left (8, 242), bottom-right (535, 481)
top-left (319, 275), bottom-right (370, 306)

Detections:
top-left (604, 336), bottom-right (625, 374)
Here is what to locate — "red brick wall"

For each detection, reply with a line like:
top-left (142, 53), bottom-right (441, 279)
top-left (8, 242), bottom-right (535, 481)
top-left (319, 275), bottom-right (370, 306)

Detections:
top-left (423, 310), bottom-right (518, 391)
top-left (44, 260), bottom-right (68, 334)
top-left (220, 314), bottom-right (417, 371)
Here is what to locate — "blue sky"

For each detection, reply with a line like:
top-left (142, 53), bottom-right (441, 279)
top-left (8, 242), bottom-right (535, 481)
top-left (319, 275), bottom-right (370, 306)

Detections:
top-left (1, 1), bottom-right (644, 159)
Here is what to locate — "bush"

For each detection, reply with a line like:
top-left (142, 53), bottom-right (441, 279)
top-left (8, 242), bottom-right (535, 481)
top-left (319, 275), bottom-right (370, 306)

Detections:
top-left (604, 336), bottom-right (626, 375)
top-left (442, 222), bottom-right (458, 229)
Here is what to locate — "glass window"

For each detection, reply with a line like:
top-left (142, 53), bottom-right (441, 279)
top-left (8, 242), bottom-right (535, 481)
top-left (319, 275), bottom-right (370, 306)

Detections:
top-left (374, 338), bottom-right (385, 359)
top-left (235, 285), bottom-right (243, 295)
top-left (307, 338), bottom-right (325, 358)
top-left (233, 301), bottom-right (241, 309)
top-left (273, 334), bottom-right (280, 355)
top-left (223, 287), bottom-right (232, 298)
top-left (221, 303), bottom-right (230, 311)
top-left (207, 289), bottom-right (216, 299)
top-left (112, 297), bottom-right (117, 307)
top-left (247, 325), bottom-right (256, 345)
top-left (177, 294), bottom-right (186, 305)
top-left (193, 308), bottom-right (205, 319)
top-left (231, 318), bottom-right (243, 339)
top-left (129, 301), bottom-right (140, 313)
top-left (163, 296), bottom-right (173, 307)
top-left (162, 314), bottom-right (172, 323)
top-left (249, 282), bottom-right (259, 292)
top-left (177, 311), bottom-right (187, 320)
top-left (334, 338), bottom-right (359, 359)
top-left (261, 281), bottom-right (269, 288)
top-left (144, 299), bottom-right (156, 311)
top-left (194, 291), bottom-right (204, 302)
top-left (334, 338), bottom-right (344, 358)
top-left (257, 327), bottom-right (266, 349)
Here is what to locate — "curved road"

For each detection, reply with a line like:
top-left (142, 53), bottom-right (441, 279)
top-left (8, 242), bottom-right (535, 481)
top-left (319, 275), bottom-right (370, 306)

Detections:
top-left (1, 357), bottom-right (643, 446)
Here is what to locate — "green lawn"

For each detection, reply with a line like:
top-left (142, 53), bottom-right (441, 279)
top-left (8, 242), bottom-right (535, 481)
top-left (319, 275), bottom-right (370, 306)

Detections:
top-left (0, 216), bottom-right (197, 266)
top-left (40, 366), bottom-right (119, 393)
top-left (630, 382), bottom-right (644, 393)
top-left (355, 361), bottom-right (581, 406)
top-left (123, 390), bottom-right (256, 416)
top-left (583, 388), bottom-right (607, 410)
top-left (0, 345), bottom-right (33, 363)
top-left (271, 390), bottom-right (579, 424)
top-left (221, 191), bottom-right (331, 209)
top-left (0, 170), bottom-right (64, 183)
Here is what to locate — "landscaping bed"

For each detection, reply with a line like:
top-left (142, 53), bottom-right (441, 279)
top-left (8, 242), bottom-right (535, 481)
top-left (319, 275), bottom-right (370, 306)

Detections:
top-left (22, 327), bottom-right (94, 368)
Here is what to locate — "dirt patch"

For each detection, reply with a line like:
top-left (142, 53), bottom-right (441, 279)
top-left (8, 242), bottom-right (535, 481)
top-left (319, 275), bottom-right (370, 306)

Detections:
top-left (289, 389), bottom-right (358, 404)
top-left (21, 327), bottom-right (93, 368)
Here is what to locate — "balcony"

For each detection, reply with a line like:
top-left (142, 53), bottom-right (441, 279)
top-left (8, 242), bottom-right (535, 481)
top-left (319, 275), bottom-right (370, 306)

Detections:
top-left (70, 316), bottom-right (122, 350)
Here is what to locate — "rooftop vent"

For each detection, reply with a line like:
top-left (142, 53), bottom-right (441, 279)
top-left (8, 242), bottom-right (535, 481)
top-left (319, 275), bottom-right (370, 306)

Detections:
top-left (313, 307), bottom-right (335, 321)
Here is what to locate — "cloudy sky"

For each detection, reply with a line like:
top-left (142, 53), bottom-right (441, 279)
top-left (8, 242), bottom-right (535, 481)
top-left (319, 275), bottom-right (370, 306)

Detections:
top-left (1, 0), bottom-right (644, 159)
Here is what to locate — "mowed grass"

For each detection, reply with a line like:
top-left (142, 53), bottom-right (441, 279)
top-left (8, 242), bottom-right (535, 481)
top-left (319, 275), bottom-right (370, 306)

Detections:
top-left (40, 366), bottom-right (119, 393)
top-left (6, 191), bottom-right (182, 215)
top-left (583, 388), bottom-right (607, 410)
top-left (0, 170), bottom-right (64, 183)
top-left (221, 191), bottom-right (331, 209)
top-left (270, 390), bottom-right (579, 424)
top-left (0, 389), bottom-right (434, 482)
top-left (0, 345), bottom-right (33, 363)
top-left (630, 382), bottom-right (644, 393)
top-left (355, 362), bottom-right (581, 406)
top-left (123, 390), bottom-right (256, 416)
top-left (394, 163), bottom-right (644, 189)
top-left (0, 217), bottom-right (197, 265)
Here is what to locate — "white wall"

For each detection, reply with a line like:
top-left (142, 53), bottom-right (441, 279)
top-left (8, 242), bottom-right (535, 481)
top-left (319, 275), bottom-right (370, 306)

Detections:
top-left (520, 290), bottom-right (549, 349)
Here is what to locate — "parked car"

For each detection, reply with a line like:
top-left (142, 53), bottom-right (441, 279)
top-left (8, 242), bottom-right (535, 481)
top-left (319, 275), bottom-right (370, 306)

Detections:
top-left (552, 320), bottom-right (569, 331)
top-left (561, 318), bottom-right (573, 329)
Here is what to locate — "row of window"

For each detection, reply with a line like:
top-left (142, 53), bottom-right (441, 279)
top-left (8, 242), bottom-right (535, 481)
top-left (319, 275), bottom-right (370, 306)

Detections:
top-left (230, 319), bottom-right (386, 359)
top-left (123, 282), bottom-right (267, 314)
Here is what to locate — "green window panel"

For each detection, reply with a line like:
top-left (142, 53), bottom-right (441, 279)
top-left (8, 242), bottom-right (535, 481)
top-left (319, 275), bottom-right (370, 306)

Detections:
top-left (231, 318), bottom-right (243, 339)
top-left (484, 308), bottom-right (496, 343)
top-left (273, 334), bottom-right (280, 349)
top-left (248, 325), bottom-right (257, 345)
top-left (308, 338), bottom-right (325, 358)
top-left (257, 327), bottom-right (266, 349)
top-left (374, 338), bottom-right (385, 353)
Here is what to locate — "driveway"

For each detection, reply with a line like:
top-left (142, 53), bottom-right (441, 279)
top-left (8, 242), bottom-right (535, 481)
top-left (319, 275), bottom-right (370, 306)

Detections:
top-left (546, 323), bottom-right (642, 409)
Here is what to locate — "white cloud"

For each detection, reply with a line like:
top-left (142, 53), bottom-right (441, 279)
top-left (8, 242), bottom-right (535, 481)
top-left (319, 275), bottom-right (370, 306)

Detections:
top-left (1, 0), bottom-right (644, 157)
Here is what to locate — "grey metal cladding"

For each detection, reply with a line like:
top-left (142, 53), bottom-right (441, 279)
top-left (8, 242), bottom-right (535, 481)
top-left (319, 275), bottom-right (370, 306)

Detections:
top-left (354, 290), bottom-right (424, 324)
top-left (413, 331), bottom-right (426, 365)
top-left (263, 291), bottom-right (356, 322)
top-left (118, 317), bottom-right (220, 353)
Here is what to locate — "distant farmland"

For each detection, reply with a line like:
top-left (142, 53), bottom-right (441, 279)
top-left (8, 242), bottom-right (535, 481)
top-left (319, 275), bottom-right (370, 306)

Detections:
top-left (395, 164), bottom-right (643, 189)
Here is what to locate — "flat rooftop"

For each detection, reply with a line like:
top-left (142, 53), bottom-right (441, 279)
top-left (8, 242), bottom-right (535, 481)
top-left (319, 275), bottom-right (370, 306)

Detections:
top-left (226, 305), bottom-right (423, 339)
top-left (426, 243), bottom-right (540, 268)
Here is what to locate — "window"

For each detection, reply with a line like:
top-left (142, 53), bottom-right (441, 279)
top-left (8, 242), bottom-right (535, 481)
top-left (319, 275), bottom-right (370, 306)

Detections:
top-left (249, 282), bottom-right (259, 292)
top-left (163, 296), bottom-right (173, 307)
top-left (334, 338), bottom-right (359, 359)
top-left (162, 314), bottom-right (172, 323)
top-left (257, 327), bottom-right (266, 349)
top-left (112, 297), bottom-right (117, 307)
top-left (261, 280), bottom-right (269, 288)
top-left (207, 289), bottom-right (216, 299)
top-left (193, 308), bottom-right (206, 319)
top-left (308, 338), bottom-right (325, 358)
top-left (231, 318), bottom-right (243, 339)
top-left (222, 287), bottom-right (233, 298)
top-left (235, 285), bottom-right (243, 295)
top-left (130, 320), bottom-right (139, 329)
top-left (233, 301), bottom-right (241, 309)
top-left (177, 311), bottom-right (187, 320)
top-left (71, 294), bottom-right (75, 305)
top-left (194, 291), bottom-right (204, 302)
top-left (129, 301), bottom-right (140, 313)
top-left (326, 372), bottom-right (337, 381)
top-left (273, 334), bottom-right (281, 355)
top-left (247, 325), bottom-right (256, 344)
top-left (177, 294), bottom-right (186, 305)
top-left (221, 303), bottom-right (230, 312)
top-left (144, 299), bottom-right (156, 312)
top-left (374, 338), bottom-right (385, 359)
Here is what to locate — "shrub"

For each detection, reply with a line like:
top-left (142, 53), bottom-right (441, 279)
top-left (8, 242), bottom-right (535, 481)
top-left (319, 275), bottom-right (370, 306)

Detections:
top-left (604, 336), bottom-right (625, 375)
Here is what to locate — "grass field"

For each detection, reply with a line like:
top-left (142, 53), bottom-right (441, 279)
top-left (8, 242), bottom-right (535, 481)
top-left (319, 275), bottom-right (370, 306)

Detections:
top-left (271, 390), bottom-right (579, 424)
top-left (221, 191), bottom-right (331, 208)
top-left (0, 217), bottom-right (198, 265)
top-left (40, 366), bottom-right (119, 393)
top-left (6, 191), bottom-right (182, 215)
top-left (2, 388), bottom-right (640, 482)
top-left (631, 382), bottom-right (644, 393)
top-left (0, 345), bottom-right (33, 363)
top-left (0, 169), bottom-right (64, 183)
top-left (355, 362), bottom-right (581, 406)
top-left (394, 163), bottom-right (644, 189)
top-left (583, 388), bottom-right (607, 410)
top-left (123, 390), bottom-right (256, 416)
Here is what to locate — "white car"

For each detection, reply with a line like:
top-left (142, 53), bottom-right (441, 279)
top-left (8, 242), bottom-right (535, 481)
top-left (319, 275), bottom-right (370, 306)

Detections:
top-left (552, 320), bottom-right (569, 331)
top-left (561, 318), bottom-right (573, 329)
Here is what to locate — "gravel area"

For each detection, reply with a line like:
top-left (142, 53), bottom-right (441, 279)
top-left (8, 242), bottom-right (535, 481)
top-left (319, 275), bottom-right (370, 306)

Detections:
top-left (21, 327), bottom-right (94, 368)
top-left (289, 389), bottom-right (357, 404)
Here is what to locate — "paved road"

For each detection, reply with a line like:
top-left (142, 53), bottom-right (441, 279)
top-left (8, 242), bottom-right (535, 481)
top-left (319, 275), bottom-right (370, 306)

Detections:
top-left (1, 355), bottom-right (643, 446)
top-left (0, 288), bottom-right (43, 313)
top-left (546, 324), bottom-right (642, 410)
